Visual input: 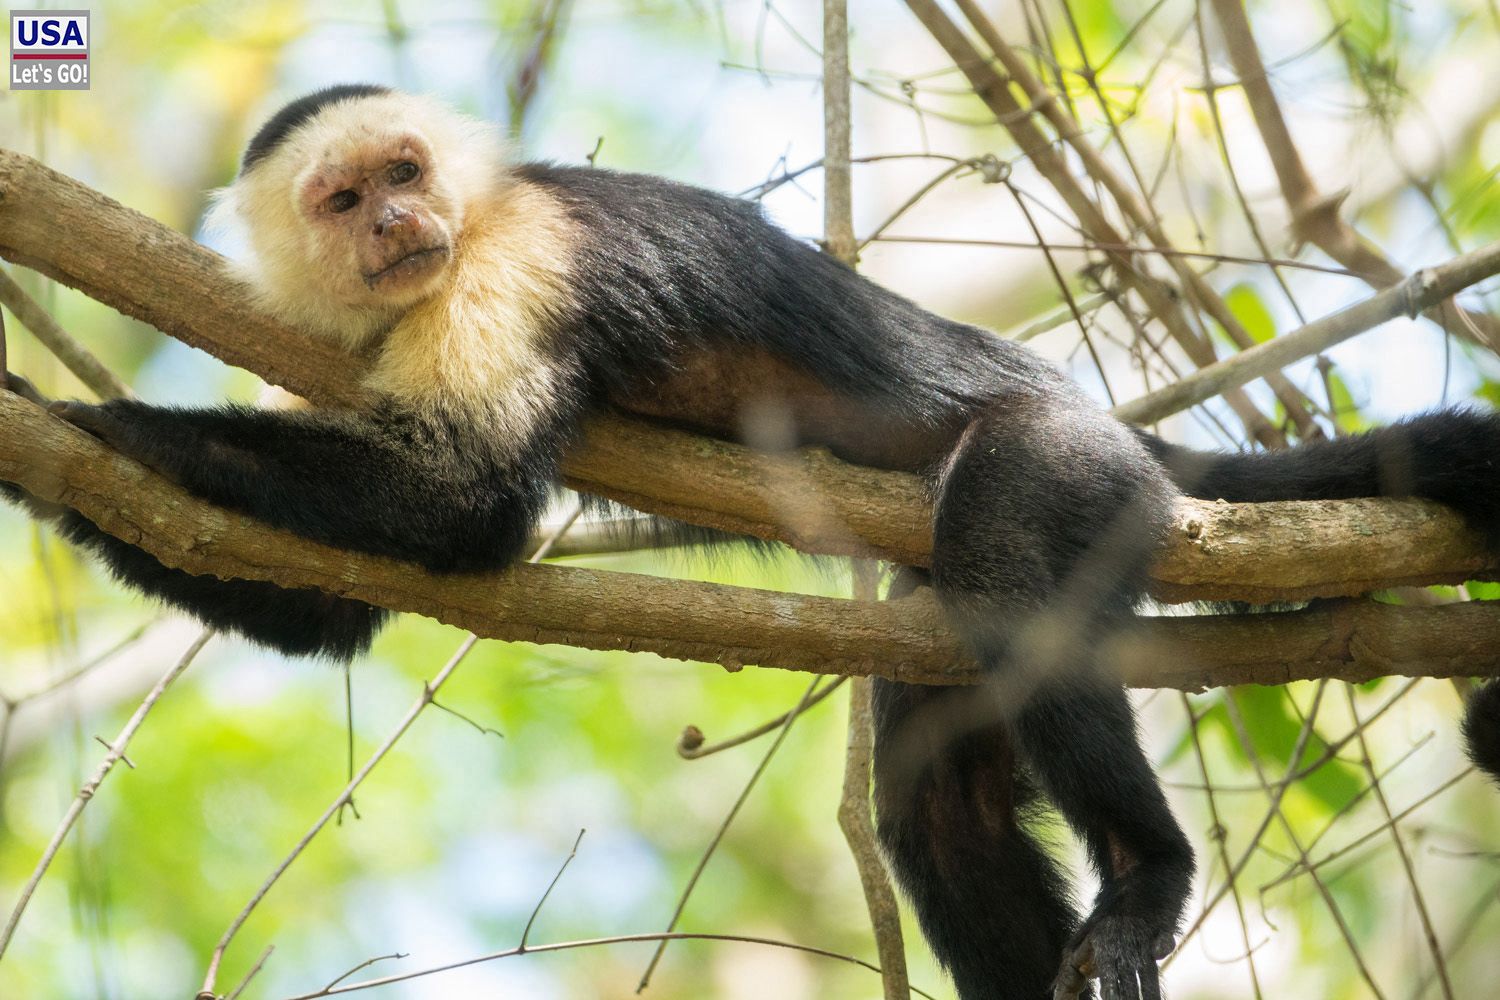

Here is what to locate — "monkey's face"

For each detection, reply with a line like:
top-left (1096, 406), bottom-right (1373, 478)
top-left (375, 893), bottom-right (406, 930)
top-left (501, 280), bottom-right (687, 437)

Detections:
top-left (216, 92), bottom-right (508, 349)
top-left (296, 132), bottom-right (459, 308)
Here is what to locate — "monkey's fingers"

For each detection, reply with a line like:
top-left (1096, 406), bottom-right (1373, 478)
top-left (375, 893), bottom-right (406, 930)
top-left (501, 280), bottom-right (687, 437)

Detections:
top-left (49, 400), bottom-right (130, 451)
top-left (5, 373), bottom-right (52, 407)
top-left (1052, 939), bottom-right (1096, 1000)
top-left (1051, 963), bottom-right (1090, 1000)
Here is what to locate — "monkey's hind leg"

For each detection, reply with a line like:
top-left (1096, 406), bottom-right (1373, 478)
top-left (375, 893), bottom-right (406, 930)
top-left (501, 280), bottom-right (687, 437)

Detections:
top-left (873, 675), bottom-right (1081, 999)
top-left (928, 398), bottom-right (1194, 1000)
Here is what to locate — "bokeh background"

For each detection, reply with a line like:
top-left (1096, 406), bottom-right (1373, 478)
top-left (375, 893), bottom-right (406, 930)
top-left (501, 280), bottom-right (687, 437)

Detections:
top-left (2, 1), bottom-right (1499, 998)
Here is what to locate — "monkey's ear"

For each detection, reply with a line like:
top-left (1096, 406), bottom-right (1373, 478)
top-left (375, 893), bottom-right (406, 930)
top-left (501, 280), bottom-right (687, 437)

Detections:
top-left (201, 184), bottom-right (243, 241)
top-left (200, 183), bottom-right (264, 288)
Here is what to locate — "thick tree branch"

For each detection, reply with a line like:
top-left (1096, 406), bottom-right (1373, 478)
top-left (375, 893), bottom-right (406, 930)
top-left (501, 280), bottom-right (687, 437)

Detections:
top-left (2, 148), bottom-right (1496, 593)
top-left (0, 151), bottom-right (360, 407)
top-left (1, 391), bottom-right (1497, 688)
top-left (1, 148), bottom-right (1499, 687)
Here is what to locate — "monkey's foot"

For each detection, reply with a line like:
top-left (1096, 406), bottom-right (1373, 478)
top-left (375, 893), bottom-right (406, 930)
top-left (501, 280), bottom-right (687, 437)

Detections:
top-left (1051, 912), bottom-right (1176, 1000)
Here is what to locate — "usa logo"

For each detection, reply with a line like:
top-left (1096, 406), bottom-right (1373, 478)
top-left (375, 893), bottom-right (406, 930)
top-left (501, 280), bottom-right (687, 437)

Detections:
top-left (10, 10), bottom-right (90, 91)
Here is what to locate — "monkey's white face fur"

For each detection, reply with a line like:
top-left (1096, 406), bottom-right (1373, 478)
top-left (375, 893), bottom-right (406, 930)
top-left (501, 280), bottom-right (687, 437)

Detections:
top-left (208, 92), bottom-right (507, 351)
top-left (212, 89), bottom-right (580, 455)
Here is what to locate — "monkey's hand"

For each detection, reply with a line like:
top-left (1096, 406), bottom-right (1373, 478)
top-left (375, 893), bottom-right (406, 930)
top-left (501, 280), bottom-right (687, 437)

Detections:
top-left (45, 399), bottom-right (258, 498)
top-left (5, 373), bottom-right (53, 408)
top-left (49, 399), bottom-right (136, 454)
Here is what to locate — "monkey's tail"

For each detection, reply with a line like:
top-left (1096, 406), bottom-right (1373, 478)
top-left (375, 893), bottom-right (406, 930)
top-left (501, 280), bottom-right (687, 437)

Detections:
top-left (1136, 408), bottom-right (1500, 541)
top-left (1462, 681), bottom-right (1500, 787)
top-left (1139, 408), bottom-right (1500, 787)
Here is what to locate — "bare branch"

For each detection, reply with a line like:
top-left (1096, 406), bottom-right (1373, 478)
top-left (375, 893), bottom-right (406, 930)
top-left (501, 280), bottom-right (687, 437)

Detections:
top-left (635, 677), bottom-right (825, 991)
top-left (1207, 0), bottom-right (1500, 352)
top-left (198, 512), bottom-right (581, 997)
top-left (677, 677), bottom-right (847, 759)
top-left (520, 830), bottom-right (585, 952)
top-left (0, 629), bottom-right (211, 959)
top-left (897, 2), bottom-right (1288, 447)
top-left (838, 663), bottom-right (910, 1000)
top-left (281, 930), bottom-right (939, 1000)
top-left (1112, 239), bottom-right (1500, 425)
top-left (0, 266), bottom-right (133, 400)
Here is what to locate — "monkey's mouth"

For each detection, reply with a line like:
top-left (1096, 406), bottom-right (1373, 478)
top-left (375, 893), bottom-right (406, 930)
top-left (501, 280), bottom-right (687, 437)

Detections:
top-left (364, 245), bottom-right (450, 288)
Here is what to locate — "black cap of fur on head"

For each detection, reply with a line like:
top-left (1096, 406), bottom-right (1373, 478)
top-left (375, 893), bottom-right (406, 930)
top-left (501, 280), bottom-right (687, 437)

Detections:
top-left (240, 83), bottom-right (391, 174)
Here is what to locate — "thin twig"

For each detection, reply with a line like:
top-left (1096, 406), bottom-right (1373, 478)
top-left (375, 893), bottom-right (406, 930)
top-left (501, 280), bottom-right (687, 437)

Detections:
top-left (952, 0), bottom-right (1325, 439)
top-left (1179, 693), bottom-right (1264, 998)
top-left (0, 628), bottom-right (211, 958)
top-left (865, 234), bottom-right (1357, 275)
top-left (1190, 1), bottom-right (1306, 325)
top-left (0, 267), bottom-right (134, 400)
top-left (319, 953), bottom-right (408, 993)
top-left (677, 676), bottom-right (846, 759)
top-left (1112, 239), bottom-right (1500, 425)
top-left (226, 945), bottom-right (275, 1000)
top-left (1167, 682), bottom-right (1335, 966)
top-left (634, 676), bottom-right (826, 992)
top-left (901, 0), bottom-right (1287, 447)
top-left (1004, 180), bottom-right (1115, 405)
top-left (198, 508), bottom-right (583, 997)
top-left (281, 929), bottom-right (940, 999)
top-left (519, 829), bottom-right (585, 951)
top-left (1260, 768), bottom-right (1474, 893)
top-left (1221, 687), bottom-right (1388, 999)
top-left (1406, 878), bottom-right (1500, 1000)
top-left (198, 636), bottom-right (481, 997)
top-left (1342, 686), bottom-right (1454, 999)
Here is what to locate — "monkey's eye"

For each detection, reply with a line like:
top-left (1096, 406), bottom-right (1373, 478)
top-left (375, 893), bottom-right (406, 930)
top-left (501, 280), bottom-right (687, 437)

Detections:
top-left (328, 189), bottom-right (360, 214)
top-left (389, 161), bottom-right (420, 185)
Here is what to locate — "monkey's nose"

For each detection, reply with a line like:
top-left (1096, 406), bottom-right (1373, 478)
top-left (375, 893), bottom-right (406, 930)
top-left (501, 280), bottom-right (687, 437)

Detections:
top-left (373, 207), bottom-right (420, 237)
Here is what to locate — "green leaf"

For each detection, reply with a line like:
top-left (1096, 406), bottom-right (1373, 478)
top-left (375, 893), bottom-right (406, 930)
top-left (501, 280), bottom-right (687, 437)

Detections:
top-left (1225, 283), bottom-right (1277, 344)
top-left (1227, 686), bottom-right (1363, 815)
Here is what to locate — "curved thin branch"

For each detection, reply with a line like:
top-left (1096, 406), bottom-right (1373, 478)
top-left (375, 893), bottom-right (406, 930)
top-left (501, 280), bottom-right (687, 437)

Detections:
top-left (1111, 240), bottom-right (1500, 425)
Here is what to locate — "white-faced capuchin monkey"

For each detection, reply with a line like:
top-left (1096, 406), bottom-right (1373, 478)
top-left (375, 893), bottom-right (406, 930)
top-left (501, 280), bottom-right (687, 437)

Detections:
top-left (5, 85), bottom-right (1499, 1000)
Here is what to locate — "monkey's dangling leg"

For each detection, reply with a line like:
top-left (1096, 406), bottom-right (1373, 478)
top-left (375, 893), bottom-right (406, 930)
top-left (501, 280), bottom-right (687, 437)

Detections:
top-left (921, 397), bottom-right (1194, 1000)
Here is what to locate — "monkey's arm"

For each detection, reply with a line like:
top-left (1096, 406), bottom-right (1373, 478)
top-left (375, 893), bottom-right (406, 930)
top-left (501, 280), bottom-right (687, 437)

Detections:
top-left (50, 398), bottom-right (552, 573)
top-left (0, 382), bottom-right (396, 658)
